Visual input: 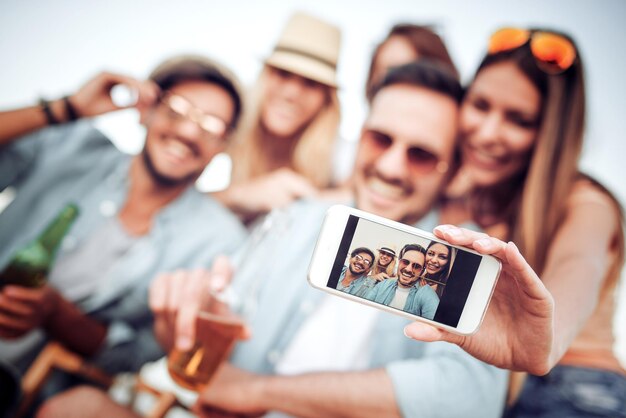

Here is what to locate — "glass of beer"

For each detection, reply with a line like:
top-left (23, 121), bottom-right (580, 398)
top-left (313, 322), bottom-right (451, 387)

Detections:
top-left (167, 311), bottom-right (245, 390)
top-left (166, 208), bottom-right (290, 391)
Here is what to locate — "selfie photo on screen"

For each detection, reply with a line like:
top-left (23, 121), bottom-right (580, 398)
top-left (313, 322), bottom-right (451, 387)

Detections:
top-left (326, 215), bottom-right (480, 326)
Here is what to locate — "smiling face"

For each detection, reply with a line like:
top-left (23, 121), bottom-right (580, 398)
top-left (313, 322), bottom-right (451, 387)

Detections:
top-left (354, 84), bottom-right (458, 225)
top-left (377, 251), bottom-right (394, 268)
top-left (460, 61), bottom-right (542, 187)
top-left (141, 80), bottom-right (235, 186)
top-left (397, 250), bottom-right (425, 288)
top-left (259, 67), bottom-right (328, 140)
top-left (425, 243), bottom-right (450, 276)
top-left (349, 252), bottom-right (373, 275)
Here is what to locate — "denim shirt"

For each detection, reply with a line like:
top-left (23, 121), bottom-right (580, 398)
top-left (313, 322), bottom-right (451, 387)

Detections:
top-left (0, 121), bottom-right (247, 372)
top-left (336, 266), bottom-right (370, 296)
top-left (228, 200), bottom-right (507, 418)
top-left (366, 278), bottom-right (440, 320)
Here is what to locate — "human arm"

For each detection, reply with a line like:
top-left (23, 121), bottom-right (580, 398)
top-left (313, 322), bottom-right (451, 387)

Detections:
top-left (195, 364), bottom-right (400, 418)
top-left (405, 186), bottom-right (620, 375)
top-left (196, 340), bottom-right (506, 418)
top-left (369, 272), bottom-right (391, 282)
top-left (212, 168), bottom-right (318, 223)
top-left (0, 285), bottom-right (106, 356)
top-left (0, 71), bottom-right (158, 145)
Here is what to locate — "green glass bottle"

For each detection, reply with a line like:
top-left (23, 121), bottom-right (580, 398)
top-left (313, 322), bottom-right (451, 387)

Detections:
top-left (0, 203), bottom-right (79, 288)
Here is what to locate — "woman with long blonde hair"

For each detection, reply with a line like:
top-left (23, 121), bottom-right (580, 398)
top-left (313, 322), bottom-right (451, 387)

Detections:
top-left (406, 28), bottom-right (625, 416)
top-left (214, 12), bottom-right (341, 222)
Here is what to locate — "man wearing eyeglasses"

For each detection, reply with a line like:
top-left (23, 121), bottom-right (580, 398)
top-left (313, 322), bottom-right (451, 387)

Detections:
top-left (336, 247), bottom-right (375, 294)
top-left (0, 56), bottom-right (247, 383)
top-left (365, 244), bottom-right (439, 319)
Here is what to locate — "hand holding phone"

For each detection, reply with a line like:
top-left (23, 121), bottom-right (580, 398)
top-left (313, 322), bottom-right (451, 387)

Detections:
top-left (404, 225), bottom-right (555, 375)
top-left (308, 206), bottom-right (502, 336)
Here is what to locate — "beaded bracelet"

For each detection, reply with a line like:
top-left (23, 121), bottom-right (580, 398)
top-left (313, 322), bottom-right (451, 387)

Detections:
top-left (39, 98), bottom-right (59, 125)
top-left (63, 96), bottom-right (79, 121)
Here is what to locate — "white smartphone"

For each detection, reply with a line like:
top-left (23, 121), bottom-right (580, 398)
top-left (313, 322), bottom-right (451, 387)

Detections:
top-left (307, 205), bottom-right (501, 335)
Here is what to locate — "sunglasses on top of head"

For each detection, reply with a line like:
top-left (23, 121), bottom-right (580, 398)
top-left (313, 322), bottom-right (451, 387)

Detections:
top-left (488, 27), bottom-right (577, 75)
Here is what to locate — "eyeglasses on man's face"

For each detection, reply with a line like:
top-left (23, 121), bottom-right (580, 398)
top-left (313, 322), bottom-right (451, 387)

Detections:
top-left (159, 93), bottom-right (229, 143)
top-left (354, 254), bottom-right (372, 267)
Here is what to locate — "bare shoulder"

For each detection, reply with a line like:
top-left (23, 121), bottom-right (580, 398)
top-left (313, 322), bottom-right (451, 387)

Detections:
top-left (568, 178), bottom-right (621, 210)
top-left (564, 177), bottom-right (622, 234)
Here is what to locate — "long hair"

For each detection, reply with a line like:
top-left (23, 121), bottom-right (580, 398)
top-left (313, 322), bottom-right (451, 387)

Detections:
top-left (469, 30), bottom-right (625, 282)
top-left (372, 252), bottom-right (397, 277)
top-left (422, 241), bottom-right (455, 297)
top-left (365, 23), bottom-right (459, 102)
top-left (227, 66), bottom-right (340, 188)
top-left (423, 242), bottom-right (454, 282)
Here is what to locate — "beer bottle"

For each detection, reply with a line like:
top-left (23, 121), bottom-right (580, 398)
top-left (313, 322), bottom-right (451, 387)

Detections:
top-left (0, 203), bottom-right (79, 288)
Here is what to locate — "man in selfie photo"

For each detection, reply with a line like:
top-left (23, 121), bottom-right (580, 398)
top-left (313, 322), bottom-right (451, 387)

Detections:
top-left (366, 244), bottom-right (439, 319)
top-left (336, 247), bottom-right (375, 294)
top-left (39, 61), bottom-right (507, 418)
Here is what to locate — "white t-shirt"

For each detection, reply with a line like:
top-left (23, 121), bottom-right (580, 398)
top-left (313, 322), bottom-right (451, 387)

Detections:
top-left (388, 286), bottom-right (411, 310)
top-left (275, 294), bottom-right (380, 375)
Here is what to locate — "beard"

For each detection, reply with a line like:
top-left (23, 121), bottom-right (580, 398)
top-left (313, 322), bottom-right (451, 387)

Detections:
top-left (349, 264), bottom-right (365, 275)
top-left (141, 148), bottom-right (199, 187)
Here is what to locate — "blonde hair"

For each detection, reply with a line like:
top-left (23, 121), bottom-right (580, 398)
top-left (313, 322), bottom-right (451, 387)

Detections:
top-left (228, 66), bottom-right (340, 188)
top-left (471, 31), bottom-right (625, 286)
top-left (372, 253), bottom-right (396, 277)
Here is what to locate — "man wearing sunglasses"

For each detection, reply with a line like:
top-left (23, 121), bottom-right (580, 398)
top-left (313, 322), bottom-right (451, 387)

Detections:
top-left (39, 61), bottom-right (506, 418)
top-left (0, 56), bottom-right (246, 385)
top-left (365, 244), bottom-right (439, 319)
top-left (336, 247), bottom-right (375, 294)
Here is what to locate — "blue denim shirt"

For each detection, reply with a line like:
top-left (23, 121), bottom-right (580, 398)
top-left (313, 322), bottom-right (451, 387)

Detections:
top-left (228, 200), bottom-right (507, 418)
top-left (366, 278), bottom-right (440, 320)
top-left (336, 266), bottom-right (370, 295)
top-left (0, 121), bottom-right (247, 372)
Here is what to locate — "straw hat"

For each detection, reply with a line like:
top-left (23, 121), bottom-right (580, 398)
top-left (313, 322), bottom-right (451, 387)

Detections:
top-left (265, 12), bottom-right (341, 88)
top-left (377, 245), bottom-right (397, 258)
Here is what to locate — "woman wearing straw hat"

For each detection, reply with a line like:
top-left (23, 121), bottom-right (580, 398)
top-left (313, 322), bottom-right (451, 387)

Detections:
top-left (214, 12), bottom-right (342, 223)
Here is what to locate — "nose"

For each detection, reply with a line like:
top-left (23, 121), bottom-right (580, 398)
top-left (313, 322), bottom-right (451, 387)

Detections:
top-left (280, 77), bottom-right (307, 99)
top-left (374, 142), bottom-right (410, 182)
top-left (173, 117), bottom-right (203, 143)
top-left (473, 111), bottom-right (503, 146)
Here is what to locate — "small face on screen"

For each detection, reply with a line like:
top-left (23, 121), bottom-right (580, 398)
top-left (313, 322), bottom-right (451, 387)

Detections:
top-left (397, 250), bottom-right (424, 288)
top-left (327, 216), bottom-right (482, 327)
top-left (349, 252), bottom-right (373, 275)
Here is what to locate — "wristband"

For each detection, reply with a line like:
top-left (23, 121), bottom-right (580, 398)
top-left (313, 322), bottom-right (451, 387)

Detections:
top-left (63, 96), bottom-right (79, 121)
top-left (39, 98), bottom-right (59, 125)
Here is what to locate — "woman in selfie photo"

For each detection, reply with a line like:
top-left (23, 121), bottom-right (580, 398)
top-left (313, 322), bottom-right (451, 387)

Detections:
top-left (434, 27), bottom-right (626, 417)
top-left (421, 241), bottom-right (454, 297)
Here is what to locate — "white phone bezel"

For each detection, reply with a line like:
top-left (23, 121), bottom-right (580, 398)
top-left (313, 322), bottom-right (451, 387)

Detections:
top-left (307, 205), bottom-right (501, 336)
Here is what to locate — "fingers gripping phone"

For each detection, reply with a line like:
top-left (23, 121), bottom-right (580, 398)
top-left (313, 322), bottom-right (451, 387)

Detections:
top-left (307, 205), bottom-right (501, 335)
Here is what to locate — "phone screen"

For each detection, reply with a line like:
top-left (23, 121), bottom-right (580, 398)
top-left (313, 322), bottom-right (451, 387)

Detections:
top-left (326, 215), bottom-right (482, 327)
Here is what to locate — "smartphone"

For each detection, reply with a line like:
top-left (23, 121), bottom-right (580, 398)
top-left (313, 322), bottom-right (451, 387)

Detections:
top-left (307, 205), bottom-right (501, 335)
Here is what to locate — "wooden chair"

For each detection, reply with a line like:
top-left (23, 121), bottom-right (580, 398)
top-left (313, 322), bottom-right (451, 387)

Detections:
top-left (15, 341), bottom-right (114, 417)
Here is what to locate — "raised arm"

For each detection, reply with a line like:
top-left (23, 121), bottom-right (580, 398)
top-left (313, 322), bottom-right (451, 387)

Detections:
top-left (0, 71), bottom-right (158, 145)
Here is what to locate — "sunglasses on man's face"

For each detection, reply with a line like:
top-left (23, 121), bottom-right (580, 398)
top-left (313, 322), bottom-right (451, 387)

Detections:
top-left (353, 254), bottom-right (372, 267)
top-left (361, 129), bottom-right (449, 175)
top-left (488, 28), bottom-right (577, 75)
top-left (398, 258), bottom-right (423, 272)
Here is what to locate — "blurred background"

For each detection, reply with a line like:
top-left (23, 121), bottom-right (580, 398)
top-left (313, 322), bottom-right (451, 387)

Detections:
top-left (1, 0), bottom-right (624, 364)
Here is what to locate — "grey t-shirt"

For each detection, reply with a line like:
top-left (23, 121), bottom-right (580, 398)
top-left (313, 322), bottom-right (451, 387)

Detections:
top-left (49, 217), bottom-right (137, 302)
